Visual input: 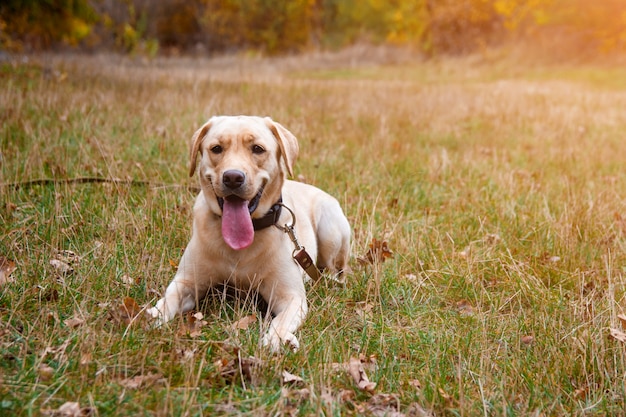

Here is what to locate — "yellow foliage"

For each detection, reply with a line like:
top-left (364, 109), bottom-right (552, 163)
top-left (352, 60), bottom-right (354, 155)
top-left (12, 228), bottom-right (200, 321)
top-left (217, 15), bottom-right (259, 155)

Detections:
top-left (62, 18), bottom-right (92, 46)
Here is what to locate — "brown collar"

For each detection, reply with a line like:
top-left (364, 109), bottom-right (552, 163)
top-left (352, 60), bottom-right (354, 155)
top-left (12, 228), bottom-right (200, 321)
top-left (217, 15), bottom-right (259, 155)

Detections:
top-left (252, 196), bottom-right (282, 231)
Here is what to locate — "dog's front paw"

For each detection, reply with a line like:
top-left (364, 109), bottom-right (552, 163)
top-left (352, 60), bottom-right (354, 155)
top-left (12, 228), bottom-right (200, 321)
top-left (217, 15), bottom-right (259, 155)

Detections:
top-left (262, 330), bottom-right (300, 353)
top-left (145, 306), bottom-right (165, 327)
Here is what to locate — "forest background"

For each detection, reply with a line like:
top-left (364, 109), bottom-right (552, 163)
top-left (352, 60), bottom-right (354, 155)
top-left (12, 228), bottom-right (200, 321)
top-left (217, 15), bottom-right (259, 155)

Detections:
top-left (1, 0), bottom-right (626, 59)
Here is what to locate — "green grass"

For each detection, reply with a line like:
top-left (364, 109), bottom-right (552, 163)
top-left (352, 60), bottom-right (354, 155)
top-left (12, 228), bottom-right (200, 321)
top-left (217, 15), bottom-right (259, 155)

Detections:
top-left (2, 53), bottom-right (626, 415)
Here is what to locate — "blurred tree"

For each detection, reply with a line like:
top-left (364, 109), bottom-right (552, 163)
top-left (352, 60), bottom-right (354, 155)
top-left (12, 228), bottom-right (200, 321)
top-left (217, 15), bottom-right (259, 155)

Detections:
top-left (494, 0), bottom-right (626, 54)
top-left (0, 0), bottom-right (624, 57)
top-left (0, 0), bottom-right (97, 51)
top-left (427, 0), bottom-right (504, 54)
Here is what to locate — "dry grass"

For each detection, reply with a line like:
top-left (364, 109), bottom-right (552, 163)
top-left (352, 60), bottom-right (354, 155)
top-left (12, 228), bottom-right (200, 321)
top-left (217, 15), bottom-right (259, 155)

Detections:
top-left (2, 51), bottom-right (626, 415)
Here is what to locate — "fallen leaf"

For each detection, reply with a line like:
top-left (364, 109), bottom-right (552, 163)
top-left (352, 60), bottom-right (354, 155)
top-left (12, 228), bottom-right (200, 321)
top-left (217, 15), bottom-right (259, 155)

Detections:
top-left (215, 355), bottom-right (264, 385)
top-left (64, 316), bottom-right (85, 329)
top-left (364, 238), bottom-right (394, 264)
top-left (110, 297), bottom-right (144, 326)
top-left (455, 299), bottom-right (475, 316)
top-left (438, 387), bottom-right (457, 407)
top-left (348, 356), bottom-right (376, 393)
top-left (456, 248), bottom-right (470, 259)
top-left (573, 386), bottom-right (588, 400)
top-left (609, 328), bottom-right (626, 343)
top-left (359, 352), bottom-right (378, 365)
top-left (0, 256), bottom-right (16, 285)
top-left (356, 302), bottom-right (374, 321)
top-left (406, 402), bottom-right (435, 417)
top-left (177, 311), bottom-right (207, 337)
top-left (80, 352), bottom-right (92, 367)
top-left (122, 297), bottom-right (142, 318)
top-left (231, 314), bottom-right (257, 330)
top-left (618, 314), bottom-right (626, 328)
top-left (38, 363), bottom-right (55, 381)
top-left (50, 259), bottom-right (73, 275)
top-left (409, 379), bottom-right (422, 390)
top-left (282, 386), bottom-right (310, 401)
top-left (521, 335), bottom-right (534, 345)
top-left (119, 372), bottom-right (162, 389)
top-left (282, 370), bottom-right (304, 384)
top-left (55, 250), bottom-right (81, 265)
top-left (41, 339), bottom-right (71, 366)
top-left (484, 233), bottom-right (502, 245)
top-left (364, 393), bottom-right (401, 416)
top-left (43, 401), bottom-right (94, 417)
top-left (119, 274), bottom-right (136, 287)
top-left (405, 273), bottom-right (418, 281)
top-left (176, 348), bottom-right (196, 362)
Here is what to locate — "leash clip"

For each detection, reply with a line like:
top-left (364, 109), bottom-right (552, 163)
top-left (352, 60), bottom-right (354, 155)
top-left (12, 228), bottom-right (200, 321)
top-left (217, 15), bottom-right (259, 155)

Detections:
top-left (275, 203), bottom-right (321, 281)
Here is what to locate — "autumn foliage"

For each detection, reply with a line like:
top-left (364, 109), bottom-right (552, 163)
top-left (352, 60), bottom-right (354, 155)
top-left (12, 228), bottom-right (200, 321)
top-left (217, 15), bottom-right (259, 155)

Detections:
top-left (1, 0), bottom-right (625, 56)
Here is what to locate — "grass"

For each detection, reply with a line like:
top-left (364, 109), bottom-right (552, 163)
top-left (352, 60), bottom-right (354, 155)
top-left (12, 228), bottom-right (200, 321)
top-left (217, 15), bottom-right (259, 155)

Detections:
top-left (2, 52), bottom-right (626, 415)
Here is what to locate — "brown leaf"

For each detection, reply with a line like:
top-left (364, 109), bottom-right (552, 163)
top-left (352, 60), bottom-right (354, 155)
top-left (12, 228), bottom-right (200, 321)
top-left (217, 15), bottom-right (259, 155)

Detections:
top-left (119, 372), bottom-right (163, 389)
top-left (0, 256), bottom-right (16, 285)
top-left (41, 339), bottom-right (71, 366)
top-left (80, 352), bottom-right (92, 367)
top-left (574, 386), bottom-right (589, 400)
top-left (38, 363), bottom-right (55, 381)
top-left (407, 402), bottom-right (435, 417)
top-left (618, 314), bottom-right (626, 329)
top-left (348, 356), bottom-right (376, 393)
top-left (215, 354), bottom-right (264, 385)
top-left (214, 357), bottom-right (233, 377)
top-left (41, 401), bottom-right (94, 417)
top-left (356, 302), bottom-right (374, 321)
top-left (334, 389), bottom-right (353, 402)
top-left (409, 379), bottom-right (422, 390)
top-left (364, 393), bottom-right (401, 416)
top-left (521, 335), bottom-right (535, 345)
top-left (609, 328), bottom-right (626, 343)
top-left (119, 274), bottom-right (136, 287)
top-left (454, 299), bottom-right (475, 316)
top-left (438, 387), bottom-right (457, 407)
top-left (177, 311), bottom-right (207, 338)
top-left (364, 238), bottom-right (394, 264)
top-left (484, 233), bottom-right (502, 245)
top-left (282, 370), bottom-right (304, 385)
top-left (50, 259), bottom-right (73, 275)
top-left (64, 316), bottom-right (85, 329)
top-left (122, 297), bottom-right (142, 318)
top-left (55, 250), bottom-right (81, 265)
top-left (110, 297), bottom-right (144, 326)
top-left (231, 314), bottom-right (257, 330)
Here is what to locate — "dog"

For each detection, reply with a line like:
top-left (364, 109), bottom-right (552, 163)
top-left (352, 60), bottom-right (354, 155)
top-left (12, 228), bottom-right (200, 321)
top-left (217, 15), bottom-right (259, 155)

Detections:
top-left (147, 115), bottom-right (351, 351)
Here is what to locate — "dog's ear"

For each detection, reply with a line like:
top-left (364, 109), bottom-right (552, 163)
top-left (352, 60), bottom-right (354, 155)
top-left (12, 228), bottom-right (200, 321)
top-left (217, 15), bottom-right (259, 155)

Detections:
top-left (265, 118), bottom-right (299, 177)
top-left (189, 119), bottom-right (213, 177)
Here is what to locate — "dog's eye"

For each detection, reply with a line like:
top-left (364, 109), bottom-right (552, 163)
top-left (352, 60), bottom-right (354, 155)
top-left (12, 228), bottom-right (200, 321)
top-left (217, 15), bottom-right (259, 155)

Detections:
top-left (251, 145), bottom-right (265, 154)
top-left (210, 145), bottom-right (223, 154)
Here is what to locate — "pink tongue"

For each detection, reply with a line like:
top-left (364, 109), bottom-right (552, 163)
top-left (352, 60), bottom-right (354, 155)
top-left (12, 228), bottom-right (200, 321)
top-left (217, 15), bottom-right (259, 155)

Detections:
top-left (222, 197), bottom-right (254, 250)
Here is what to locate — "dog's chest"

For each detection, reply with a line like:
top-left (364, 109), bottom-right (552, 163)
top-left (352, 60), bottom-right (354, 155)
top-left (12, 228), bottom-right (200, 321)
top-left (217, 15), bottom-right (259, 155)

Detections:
top-left (205, 236), bottom-right (296, 285)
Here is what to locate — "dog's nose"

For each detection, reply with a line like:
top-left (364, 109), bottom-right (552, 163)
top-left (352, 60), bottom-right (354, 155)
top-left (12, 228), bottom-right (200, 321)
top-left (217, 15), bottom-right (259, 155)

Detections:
top-left (223, 170), bottom-right (246, 189)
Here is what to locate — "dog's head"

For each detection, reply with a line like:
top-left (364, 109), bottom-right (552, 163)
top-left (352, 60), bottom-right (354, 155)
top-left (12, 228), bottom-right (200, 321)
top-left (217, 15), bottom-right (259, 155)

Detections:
top-left (188, 115), bottom-right (299, 250)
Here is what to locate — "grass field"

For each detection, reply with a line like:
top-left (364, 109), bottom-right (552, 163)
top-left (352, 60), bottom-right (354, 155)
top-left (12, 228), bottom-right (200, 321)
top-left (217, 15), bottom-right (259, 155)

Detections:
top-left (2, 52), bottom-right (626, 416)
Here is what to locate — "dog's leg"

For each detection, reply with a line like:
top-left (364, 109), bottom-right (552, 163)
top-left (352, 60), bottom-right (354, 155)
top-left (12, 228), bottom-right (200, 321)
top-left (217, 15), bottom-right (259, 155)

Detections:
top-left (316, 200), bottom-right (351, 273)
top-left (260, 281), bottom-right (308, 352)
top-left (147, 244), bottom-right (210, 325)
top-left (146, 276), bottom-right (200, 325)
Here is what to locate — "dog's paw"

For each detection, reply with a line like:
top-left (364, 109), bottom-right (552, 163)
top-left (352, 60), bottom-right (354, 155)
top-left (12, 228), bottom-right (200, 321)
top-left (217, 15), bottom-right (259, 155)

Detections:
top-left (145, 306), bottom-right (165, 327)
top-left (262, 330), bottom-right (300, 353)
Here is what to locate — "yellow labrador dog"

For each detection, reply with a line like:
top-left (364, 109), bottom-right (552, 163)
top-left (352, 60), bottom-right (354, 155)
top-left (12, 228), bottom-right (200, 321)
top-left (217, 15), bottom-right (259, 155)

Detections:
top-left (147, 115), bottom-right (351, 351)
